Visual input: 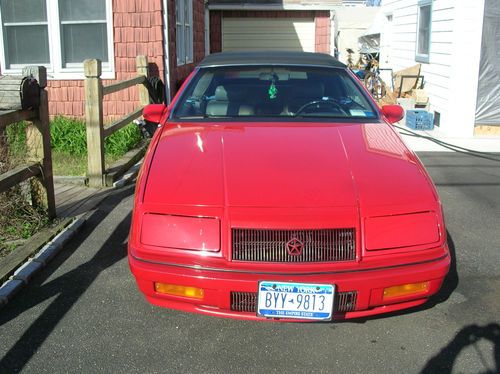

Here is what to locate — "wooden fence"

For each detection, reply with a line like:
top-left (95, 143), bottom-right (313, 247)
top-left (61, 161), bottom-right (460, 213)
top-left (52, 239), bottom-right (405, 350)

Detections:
top-left (0, 67), bottom-right (56, 219)
top-left (84, 55), bottom-right (149, 187)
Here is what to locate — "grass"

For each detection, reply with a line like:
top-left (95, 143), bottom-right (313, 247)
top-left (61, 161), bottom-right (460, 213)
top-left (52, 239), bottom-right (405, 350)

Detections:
top-left (5, 116), bottom-right (142, 176)
top-left (52, 152), bottom-right (87, 176)
top-left (51, 116), bottom-right (142, 175)
top-left (52, 152), bottom-right (123, 176)
top-left (50, 116), bottom-right (142, 176)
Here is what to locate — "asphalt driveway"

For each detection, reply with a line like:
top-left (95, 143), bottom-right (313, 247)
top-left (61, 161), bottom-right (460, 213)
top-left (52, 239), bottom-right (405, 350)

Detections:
top-left (1, 152), bottom-right (499, 373)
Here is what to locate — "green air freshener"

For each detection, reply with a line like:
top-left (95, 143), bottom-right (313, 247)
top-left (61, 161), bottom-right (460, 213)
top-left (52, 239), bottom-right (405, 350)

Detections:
top-left (268, 82), bottom-right (277, 100)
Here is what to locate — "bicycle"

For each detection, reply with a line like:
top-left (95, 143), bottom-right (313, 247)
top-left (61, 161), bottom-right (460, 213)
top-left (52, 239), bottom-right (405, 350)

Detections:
top-left (362, 53), bottom-right (386, 101)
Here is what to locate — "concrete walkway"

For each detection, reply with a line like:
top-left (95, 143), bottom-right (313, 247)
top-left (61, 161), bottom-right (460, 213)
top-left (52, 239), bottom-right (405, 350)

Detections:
top-left (398, 126), bottom-right (500, 153)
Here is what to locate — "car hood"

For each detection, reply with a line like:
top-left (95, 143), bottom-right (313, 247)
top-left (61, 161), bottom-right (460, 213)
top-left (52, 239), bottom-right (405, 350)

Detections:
top-left (144, 122), bottom-right (437, 214)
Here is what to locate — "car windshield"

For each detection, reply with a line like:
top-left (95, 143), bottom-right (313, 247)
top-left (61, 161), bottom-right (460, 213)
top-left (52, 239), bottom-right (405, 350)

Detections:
top-left (172, 65), bottom-right (378, 120)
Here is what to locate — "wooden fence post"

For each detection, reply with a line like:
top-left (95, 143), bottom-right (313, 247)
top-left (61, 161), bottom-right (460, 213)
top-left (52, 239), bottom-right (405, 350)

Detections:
top-left (23, 66), bottom-right (56, 218)
top-left (136, 55), bottom-right (149, 106)
top-left (84, 59), bottom-right (105, 187)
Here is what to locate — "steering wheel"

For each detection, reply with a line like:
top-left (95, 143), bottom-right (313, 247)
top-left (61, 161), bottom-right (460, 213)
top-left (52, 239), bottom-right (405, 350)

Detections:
top-left (294, 99), bottom-right (349, 117)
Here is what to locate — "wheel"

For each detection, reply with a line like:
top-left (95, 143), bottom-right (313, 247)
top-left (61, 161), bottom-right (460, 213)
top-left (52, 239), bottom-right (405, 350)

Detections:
top-left (364, 73), bottom-right (386, 100)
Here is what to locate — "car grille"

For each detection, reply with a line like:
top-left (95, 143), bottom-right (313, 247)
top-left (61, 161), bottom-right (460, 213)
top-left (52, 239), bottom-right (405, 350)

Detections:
top-left (230, 291), bottom-right (358, 313)
top-left (231, 228), bottom-right (356, 262)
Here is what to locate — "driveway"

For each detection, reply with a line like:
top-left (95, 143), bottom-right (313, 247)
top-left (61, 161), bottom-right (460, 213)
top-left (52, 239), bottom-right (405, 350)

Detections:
top-left (1, 152), bottom-right (499, 373)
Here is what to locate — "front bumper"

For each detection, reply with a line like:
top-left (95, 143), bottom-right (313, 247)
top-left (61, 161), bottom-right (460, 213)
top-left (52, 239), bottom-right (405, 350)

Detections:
top-left (129, 248), bottom-right (450, 321)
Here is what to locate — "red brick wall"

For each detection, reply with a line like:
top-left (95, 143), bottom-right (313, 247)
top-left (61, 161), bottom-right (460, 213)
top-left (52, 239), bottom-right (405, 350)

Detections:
top-left (167, 0), bottom-right (206, 98)
top-left (209, 10), bottom-right (331, 55)
top-left (210, 12), bottom-right (222, 54)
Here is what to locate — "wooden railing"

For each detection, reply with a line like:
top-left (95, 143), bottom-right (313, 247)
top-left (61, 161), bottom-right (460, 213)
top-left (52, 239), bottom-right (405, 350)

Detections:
top-left (84, 56), bottom-right (149, 187)
top-left (0, 67), bottom-right (56, 219)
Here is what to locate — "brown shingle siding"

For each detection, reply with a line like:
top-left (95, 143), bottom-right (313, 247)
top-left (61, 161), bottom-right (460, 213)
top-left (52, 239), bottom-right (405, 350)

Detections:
top-left (167, 0), bottom-right (207, 98)
top-left (46, 0), bottom-right (166, 119)
top-left (3, 0), bottom-right (206, 118)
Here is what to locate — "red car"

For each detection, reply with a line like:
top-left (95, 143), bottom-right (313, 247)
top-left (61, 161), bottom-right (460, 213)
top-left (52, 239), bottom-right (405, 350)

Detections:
top-left (128, 51), bottom-right (450, 321)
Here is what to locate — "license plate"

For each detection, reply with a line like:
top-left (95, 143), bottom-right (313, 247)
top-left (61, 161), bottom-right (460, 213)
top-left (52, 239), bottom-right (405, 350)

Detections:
top-left (257, 281), bottom-right (335, 320)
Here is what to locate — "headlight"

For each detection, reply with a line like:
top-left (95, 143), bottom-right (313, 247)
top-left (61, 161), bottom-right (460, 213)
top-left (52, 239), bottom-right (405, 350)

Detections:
top-left (140, 214), bottom-right (220, 252)
top-left (364, 212), bottom-right (440, 250)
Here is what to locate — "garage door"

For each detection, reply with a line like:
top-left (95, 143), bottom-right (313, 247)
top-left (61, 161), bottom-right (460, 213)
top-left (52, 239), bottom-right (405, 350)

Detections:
top-left (222, 18), bottom-right (315, 52)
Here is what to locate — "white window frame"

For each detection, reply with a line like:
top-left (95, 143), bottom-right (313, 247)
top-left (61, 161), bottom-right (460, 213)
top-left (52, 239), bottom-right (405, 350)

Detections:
top-left (415, 0), bottom-right (432, 63)
top-left (176, 0), bottom-right (193, 66)
top-left (0, 0), bottom-right (115, 80)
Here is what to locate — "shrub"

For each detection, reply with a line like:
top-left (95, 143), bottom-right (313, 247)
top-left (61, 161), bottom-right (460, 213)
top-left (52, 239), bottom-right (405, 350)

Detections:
top-left (50, 116), bottom-right (88, 155)
top-left (105, 122), bottom-right (142, 156)
top-left (50, 115), bottom-right (142, 156)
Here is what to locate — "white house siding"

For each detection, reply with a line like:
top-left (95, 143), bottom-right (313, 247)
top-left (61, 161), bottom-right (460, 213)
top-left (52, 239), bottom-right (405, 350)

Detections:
top-left (333, 6), bottom-right (380, 65)
top-left (380, 0), bottom-right (485, 137)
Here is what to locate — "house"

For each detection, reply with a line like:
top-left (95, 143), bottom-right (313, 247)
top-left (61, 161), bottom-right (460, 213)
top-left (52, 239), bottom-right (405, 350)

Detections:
top-left (379, 0), bottom-right (500, 137)
top-left (0, 0), bottom-right (381, 120)
top-left (0, 0), bottom-right (207, 119)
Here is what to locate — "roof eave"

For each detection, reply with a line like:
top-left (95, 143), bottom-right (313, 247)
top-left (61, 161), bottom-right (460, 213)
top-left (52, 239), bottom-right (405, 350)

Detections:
top-left (207, 4), bottom-right (336, 11)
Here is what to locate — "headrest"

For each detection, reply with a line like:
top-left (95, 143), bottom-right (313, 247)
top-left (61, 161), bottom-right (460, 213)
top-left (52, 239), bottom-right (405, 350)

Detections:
top-left (214, 85), bottom-right (228, 101)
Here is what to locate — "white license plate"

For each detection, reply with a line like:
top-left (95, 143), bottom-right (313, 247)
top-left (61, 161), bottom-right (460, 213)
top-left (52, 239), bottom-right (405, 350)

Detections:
top-left (257, 281), bottom-right (335, 321)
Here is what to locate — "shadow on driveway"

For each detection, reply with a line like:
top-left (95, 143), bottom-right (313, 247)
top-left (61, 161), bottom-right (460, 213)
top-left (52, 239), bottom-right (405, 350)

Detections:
top-left (421, 323), bottom-right (500, 374)
top-left (0, 186), bottom-right (134, 372)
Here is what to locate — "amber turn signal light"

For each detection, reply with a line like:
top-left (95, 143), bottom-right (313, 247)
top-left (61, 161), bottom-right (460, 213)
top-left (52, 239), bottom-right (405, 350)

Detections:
top-left (383, 282), bottom-right (430, 300)
top-left (154, 283), bottom-right (205, 299)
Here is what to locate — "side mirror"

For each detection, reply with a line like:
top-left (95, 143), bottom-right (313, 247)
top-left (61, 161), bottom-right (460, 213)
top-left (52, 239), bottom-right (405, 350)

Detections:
top-left (381, 105), bottom-right (405, 125)
top-left (143, 103), bottom-right (167, 124)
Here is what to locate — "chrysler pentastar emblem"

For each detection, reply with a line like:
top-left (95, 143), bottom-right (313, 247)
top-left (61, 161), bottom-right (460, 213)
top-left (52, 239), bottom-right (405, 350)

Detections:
top-left (286, 238), bottom-right (304, 256)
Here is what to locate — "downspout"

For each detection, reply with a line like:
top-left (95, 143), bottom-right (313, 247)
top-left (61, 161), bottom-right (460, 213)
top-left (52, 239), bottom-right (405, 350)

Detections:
top-left (162, 0), bottom-right (172, 103)
top-left (205, 0), bottom-right (210, 55)
top-left (331, 10), bottom-right (338, 59)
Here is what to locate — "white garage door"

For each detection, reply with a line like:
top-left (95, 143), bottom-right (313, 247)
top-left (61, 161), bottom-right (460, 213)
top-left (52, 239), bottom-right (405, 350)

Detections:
top-left (222, 18), bottom-right (315, 52)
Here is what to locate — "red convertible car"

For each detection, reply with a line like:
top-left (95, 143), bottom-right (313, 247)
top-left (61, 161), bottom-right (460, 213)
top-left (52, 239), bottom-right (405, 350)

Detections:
top-left (128, 51), bottom-right (450, 321)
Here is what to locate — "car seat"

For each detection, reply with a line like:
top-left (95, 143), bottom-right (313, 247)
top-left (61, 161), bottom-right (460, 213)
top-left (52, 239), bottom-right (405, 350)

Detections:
top-left (205, 85), bottom-right (255, 117)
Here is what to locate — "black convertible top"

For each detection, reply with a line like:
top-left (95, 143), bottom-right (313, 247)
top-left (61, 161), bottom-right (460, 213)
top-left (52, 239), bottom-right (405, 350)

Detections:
top-left (199, 51), bottom-right (346, 69)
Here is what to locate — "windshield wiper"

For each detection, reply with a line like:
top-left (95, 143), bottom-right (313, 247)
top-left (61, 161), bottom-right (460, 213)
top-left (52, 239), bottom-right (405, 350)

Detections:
top-left (292, 114), bottom-right (349, 119)
top-left (175, 115), bottom-right (245, 120)
top-left (174, 115), bottom-right (208, 120)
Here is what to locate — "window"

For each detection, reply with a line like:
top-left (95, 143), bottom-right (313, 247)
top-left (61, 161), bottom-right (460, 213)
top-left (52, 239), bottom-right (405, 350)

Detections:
top-left (172, 66), bottom-right (378, 120)
top-left (416, 0), bottom-right (432, 63)
top-left (0, 0), bottom-right (114, 79)
top-left (176, 0), bottom-right (193, 66)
